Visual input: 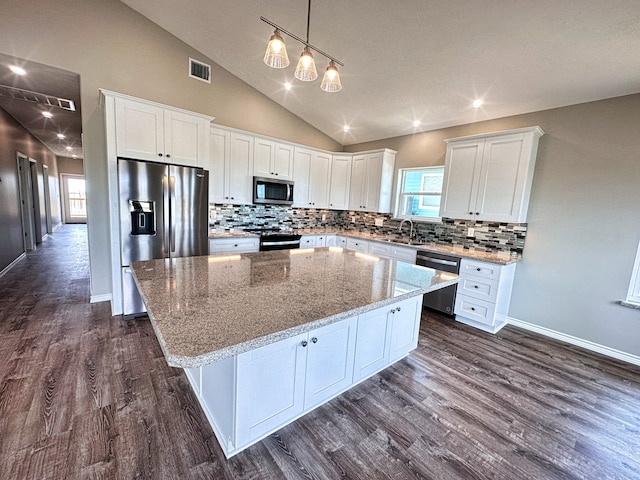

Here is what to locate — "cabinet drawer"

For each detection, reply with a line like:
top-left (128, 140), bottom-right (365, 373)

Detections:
top-left (209, 238), bottom-right (259, 254)
top-left (300, 236), bottom-right (317, 248)
top-left (458, 274), bottom-right (499, 302)
top-left (460, 259), bottom-right (502, 280)
top-left (346, 238), bottom-right (368, 253)
top-left (454, 295), bottom-right (496, 326)
top-left (390, 245), bottom-right (417, 263)
top-left (368, 242), bottom-right (391, 257)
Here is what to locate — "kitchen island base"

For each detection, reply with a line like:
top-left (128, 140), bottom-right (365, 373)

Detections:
top-left (183, 295), bottom-right (422, 458)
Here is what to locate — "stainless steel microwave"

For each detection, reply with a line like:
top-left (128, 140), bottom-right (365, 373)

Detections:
top-left (253, 176), bottom-right (294, 205)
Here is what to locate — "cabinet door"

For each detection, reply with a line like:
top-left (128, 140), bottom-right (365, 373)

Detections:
top-left (353, 307), bottom-right (390, 382)
top-left (349, 154), bottom-right (367, 210)
top-left (328, 154), bottom-right (352, 210)
top-left (164, 110), bottom-right (209, 167)
top-left (324, 235), bottom-right (337, 247)
top-left (300, 235), bottom-right (317, 248)
top-left (308, 152), bottom-right (332, 208)
top-left (228, 133), bottom-right (254, 204)
top-left (304, 317), bottom-right (357, 410)
top-left (388, 296), bottom-right (422, 363)
top-left (368, 241), bottom-right (391, 258)
top-left (346, 238), bottom-right (368, 253)
top-left (236, 333), bottom-right (307, 448)
top-left (293, 147), bottom-right (312, 207)
top-left (475, 133), bottom-right (529, 222)
top-left (208, 127), bottom-right (230, 203)
top-left (440, 139), bottom-right (484, 220)
top-left (253, 138), bottom-right (275, 178)
top-left (364, 152), bottom-right (383, 212)
top-left (115, 98), bottom-right (164, 161)
top-left (274, 143), bottom-right (294, 180)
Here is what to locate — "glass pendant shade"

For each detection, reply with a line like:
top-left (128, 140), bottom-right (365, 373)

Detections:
top-left (264, 30), bottom-right (289, 68)
top-left (294, 47), bottom-right (317, 81)
top-left (320, 60), bottom-right (342, 92)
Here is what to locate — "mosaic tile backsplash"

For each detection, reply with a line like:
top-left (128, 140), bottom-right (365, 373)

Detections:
top-left (209, 204), bottom-right (527, 254)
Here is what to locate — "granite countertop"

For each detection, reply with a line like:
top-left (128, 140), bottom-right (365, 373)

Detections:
top-left (131, 248), bottom-right (458, 368)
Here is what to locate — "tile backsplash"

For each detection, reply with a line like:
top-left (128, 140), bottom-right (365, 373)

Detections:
top-left (209, 204), bottom-right (527, 254)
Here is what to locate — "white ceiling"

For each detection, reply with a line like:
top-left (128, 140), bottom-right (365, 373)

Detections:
top-left (121, 0), bottom-right (640, 145)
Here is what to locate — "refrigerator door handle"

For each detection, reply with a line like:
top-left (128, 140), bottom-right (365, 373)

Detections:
top-left (163, 174), bottom-right (170, 256)
top-left (170, 175), bottom-right (176, 254)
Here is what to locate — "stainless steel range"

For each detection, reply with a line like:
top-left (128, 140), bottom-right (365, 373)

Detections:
top-left (243, 228), bottom-right (302, 251)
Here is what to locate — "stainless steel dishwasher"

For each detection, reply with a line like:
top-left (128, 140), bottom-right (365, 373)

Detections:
top-left (416, 250), bottom-right (461, 316)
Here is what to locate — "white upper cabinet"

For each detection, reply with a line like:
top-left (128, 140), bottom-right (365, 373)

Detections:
top-left (328, 154), bottom-right (352, 210)
top-left (440, 127), bottom-right (544, 223)
top-left (114, 96), bottom-right (211, 166)
top-left (206, 127), bottom-right (254, 204)
top-left (294, 147), bottom-right (332, 208)
top-left (348, 149), bottom-right (396, 213)
top-left (253, 139), bottom-right (294, 180)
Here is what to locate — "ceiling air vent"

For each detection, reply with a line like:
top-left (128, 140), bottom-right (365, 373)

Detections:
top-left (189, 58), bottom-right (211, 84)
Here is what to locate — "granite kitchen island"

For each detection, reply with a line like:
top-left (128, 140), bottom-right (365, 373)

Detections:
top-left (131, 247), bottom-right (458, 457)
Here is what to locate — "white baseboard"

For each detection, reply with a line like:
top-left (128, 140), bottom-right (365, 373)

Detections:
top-left (508, 316), bottom-right (640, 367)
top-left (52, 223), bottom-right (63, 232)
top-left (0, 252), bottom-right (26, 278)
top-left (90, 293), bottom-right (112, 304)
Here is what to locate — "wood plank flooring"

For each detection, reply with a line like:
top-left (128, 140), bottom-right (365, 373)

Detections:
top-left (1, 224), bottom-right (639, 479)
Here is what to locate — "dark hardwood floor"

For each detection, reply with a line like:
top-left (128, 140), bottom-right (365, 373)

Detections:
top-left (1, 224), bottom-right (639, 479)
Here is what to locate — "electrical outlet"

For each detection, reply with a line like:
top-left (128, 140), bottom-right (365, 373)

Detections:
top-left (210, 209), bottom-right (217, 219)
top-left (374, 218), bottom-right (384, 227)
top-left (467, 227), bottom-right (475, 237)
top-left (351, 216), bottom-right (356, 223)
top-left (321, 214), bottom-right (326, 221)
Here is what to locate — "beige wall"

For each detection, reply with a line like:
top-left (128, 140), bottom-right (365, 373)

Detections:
top-left (57, 157), bottom-right (84, 176)
top-left (0, 0), bottom-right (340, 300)
top-left (347, 94), bottom-right (640, 357)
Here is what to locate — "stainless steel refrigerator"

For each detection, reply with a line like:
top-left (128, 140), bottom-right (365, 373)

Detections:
top-left (118, 158), bottom-right (209, 318)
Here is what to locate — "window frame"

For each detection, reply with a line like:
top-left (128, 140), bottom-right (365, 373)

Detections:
top-left (395, 166), bottom-right (444, 222)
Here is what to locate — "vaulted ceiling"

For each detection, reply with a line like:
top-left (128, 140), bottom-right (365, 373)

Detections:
top-left (120, 0), bottom-right (640, 145)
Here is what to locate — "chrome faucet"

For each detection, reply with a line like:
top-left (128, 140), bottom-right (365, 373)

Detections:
top-left (398, 218), bottom-right (414, 243)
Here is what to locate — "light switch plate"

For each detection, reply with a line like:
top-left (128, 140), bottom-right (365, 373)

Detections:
top-left (467, 227), bottom-right (475, 237)
top-left (210, 209), bottom-right (217, 219)
top-left (351, 216), bottom-right (356, 223)
top-left (374, 218), bottom-right (384, 227)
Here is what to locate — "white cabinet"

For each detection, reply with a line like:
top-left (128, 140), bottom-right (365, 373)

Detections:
top-left (300, 234), bottom-right (333, 248)
top-left (454, 258), bottom-right (516, 333)
top-left (209, 237), bottom-right (259, 254)
top-left (346, 238), bottom-right (368, 253)
top-left (328, 154), bottom-right (352, 210)
top-left (293, 147), bottom-right (332, 208)
top-left (254, 138), bottom-right (294, 180)
top-left (336, 235), bottom-right (348, 248)
top-left (368, 241), bottom-right (392, 257)
top-left (440, 127), bottom-right (544, 223)
top-left (207, 128), bottom-right (254, 204)
top-left (389, 245), bottom-right (417, 263)
top-left (348, 149), bottom-right (396, 213)
top-left (114, 96), bottom-right (210, 166)
top-left (354, 296), bottom-right (421, 381)
top-left (235, 317), bottom-right (357, 451)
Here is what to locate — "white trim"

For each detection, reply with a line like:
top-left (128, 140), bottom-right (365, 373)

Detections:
top-left (508, 316), bottom-right (640, 367)
top-left (626, 239), bottom-right (640, 304)
top-left (52, 222), bottom-right (63, 232)
top-left (0, 253), bottom-right (26, 278)
top-left (444, 126), bottom-right (544, 143)
top-left (90, 293), bottom-right (112, 304)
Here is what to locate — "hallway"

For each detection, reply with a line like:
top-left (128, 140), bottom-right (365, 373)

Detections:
top-left (1, 225), bottom-right (640, 479)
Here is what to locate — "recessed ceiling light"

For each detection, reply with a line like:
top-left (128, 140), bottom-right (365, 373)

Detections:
top-left (9, 65), bottom-right (26, 76)
top-left (343, 125), bottom-right (350, 132)
top-left (65, 146), bottom-right (72, 151)
top-left (284, 82), bottom-right (292, 91)
top-left (57, 133), bottom-right (65, 139)
top-left (472, 99), bottom-right (484, 108)
top-left (413, 120), bottom-right (421, 128)
top-left (42, 111), bottom-right (53, 118)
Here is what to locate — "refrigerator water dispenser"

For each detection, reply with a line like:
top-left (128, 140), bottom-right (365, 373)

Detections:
top-left (129, 200), bottom-right (156, 235)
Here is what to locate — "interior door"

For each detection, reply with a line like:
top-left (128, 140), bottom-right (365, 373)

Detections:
top-left (17, 153), bottom-right (36, 251)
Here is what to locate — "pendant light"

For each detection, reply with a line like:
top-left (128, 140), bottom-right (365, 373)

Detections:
top-left (320, 60), bottom-right (342, 92)
top-left (263, 29), bottom-right (289, 68)
top-left (261, 0), bottom-right (344, 92)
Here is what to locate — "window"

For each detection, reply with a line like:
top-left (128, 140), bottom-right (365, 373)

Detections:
top-left (626, 240), bottom-right (640, 305)
top-left (396, 166), bottom-right (444, 220)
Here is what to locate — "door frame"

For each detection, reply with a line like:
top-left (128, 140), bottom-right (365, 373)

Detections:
top-left (42, 164), bottom-right (52, 234)
top-left (60, 173), bottom-right (87, 224)
top-left (16, 152), bottom-right (36, 251)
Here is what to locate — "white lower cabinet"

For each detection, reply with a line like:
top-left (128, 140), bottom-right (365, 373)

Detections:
top-left (454, 258), bottom-right (516, 333)
top-left (187, 296), bottom-right (421, 458)
top-left (209, 237), bottom-right (259, 254)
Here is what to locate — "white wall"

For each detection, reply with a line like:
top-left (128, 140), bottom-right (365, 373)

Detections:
top-left (346, 94), bottom-right (640, 358)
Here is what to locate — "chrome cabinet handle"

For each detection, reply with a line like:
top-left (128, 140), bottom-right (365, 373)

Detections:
top-left (397, 307), bottom-right (401, 312)
top-left (311, 337), bottom-right (318, 344)
top-left (391, 308), bottom-right (396, 314)
top-left (301, 340), bottom-right (308, 347)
